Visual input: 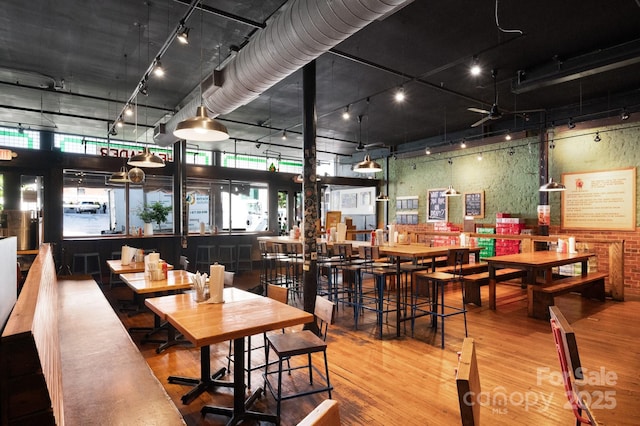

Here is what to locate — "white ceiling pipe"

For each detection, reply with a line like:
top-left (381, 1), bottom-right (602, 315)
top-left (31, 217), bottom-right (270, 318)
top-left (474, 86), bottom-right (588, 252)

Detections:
top-left (159, 0), bottom-right (407, 145)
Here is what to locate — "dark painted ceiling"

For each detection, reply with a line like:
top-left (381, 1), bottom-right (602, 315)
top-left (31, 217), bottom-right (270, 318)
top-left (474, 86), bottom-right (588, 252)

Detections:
top-left (2, 0), bottom-right (640, 164)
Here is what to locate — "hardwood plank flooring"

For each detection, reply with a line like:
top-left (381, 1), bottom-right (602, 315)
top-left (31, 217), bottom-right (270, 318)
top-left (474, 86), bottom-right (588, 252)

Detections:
top-left (104, 272), bottom-right (640, 426)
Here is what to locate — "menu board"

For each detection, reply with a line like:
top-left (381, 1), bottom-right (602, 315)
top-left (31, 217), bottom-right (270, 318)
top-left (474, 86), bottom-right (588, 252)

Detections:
top-left (561, 168), bottom-right (636, 231)
top-left (463, 191), bottom-right (484, 218)
top-left (427, 188), bottom-right (448, 222)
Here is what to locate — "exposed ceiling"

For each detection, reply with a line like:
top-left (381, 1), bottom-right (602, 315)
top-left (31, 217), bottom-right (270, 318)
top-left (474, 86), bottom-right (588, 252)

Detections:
top-left (2, 0), bottom-right (640, 165)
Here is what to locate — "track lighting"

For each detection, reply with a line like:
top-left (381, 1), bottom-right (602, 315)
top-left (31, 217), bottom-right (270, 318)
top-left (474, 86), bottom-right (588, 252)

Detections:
top-left (177, 23), bottom-right (190, 44)
top-left (621, 109), bottom-right (630, 121)
top-left (594, 132), bottom-right (601, 142)
top-left (567, 117), bottom-right (575, 129)
top-left (116, 117), bottom-right (124, 128)
top-left (124, 105), bottom-right (133, 116)
top-left (425, 148), bottom-right (431, 155)
top-left (342, 106), bottom-right (350, 120)
top-left (281, 130), bottom-right (287, 140)
top-left (109, 126), bottom-right (118, 136)
top-left (460, 139), bottom-right (467, 149)
top-left (505, 134), bottom-right (511, 141)
top-left (394, 87), bottom-right (405, 102)
top-left (477, 152), bottom-right (483, 161)
top-left (508, 147), bottom-right (515, 156)
top-left (153, 59), bottom-right (164, 77)
top-left (139, 81), bottom-right (148, 96)
top-left (470, 56), bottom-right (481, 76)
top-left (255, 142), bottom-right (261, 149)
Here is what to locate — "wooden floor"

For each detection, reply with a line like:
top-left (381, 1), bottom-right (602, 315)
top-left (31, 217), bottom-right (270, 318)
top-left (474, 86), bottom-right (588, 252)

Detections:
top-left (105, 271), bottom-right (640, 426)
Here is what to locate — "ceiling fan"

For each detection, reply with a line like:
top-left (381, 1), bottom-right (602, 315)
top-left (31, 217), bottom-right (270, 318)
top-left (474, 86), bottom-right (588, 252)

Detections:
top-left (468, 69), bottom-right (503, 128)
top-left (354, 115), bottom-right (385, 151)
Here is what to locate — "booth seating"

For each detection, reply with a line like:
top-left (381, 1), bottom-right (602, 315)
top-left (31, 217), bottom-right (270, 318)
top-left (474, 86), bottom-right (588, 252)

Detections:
top-left (0, 244), bottom-right (184, 425)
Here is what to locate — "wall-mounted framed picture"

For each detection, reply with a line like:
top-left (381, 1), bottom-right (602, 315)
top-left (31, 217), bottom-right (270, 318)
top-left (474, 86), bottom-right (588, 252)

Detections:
top-left (427, 188), bottom-right (448, 222)
top-left (463, 191), bottom-right (484, 219)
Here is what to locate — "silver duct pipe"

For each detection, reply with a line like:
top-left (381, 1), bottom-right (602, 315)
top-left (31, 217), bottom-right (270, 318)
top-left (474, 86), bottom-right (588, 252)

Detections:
top-left (158, 0), bottom-right (407, 145)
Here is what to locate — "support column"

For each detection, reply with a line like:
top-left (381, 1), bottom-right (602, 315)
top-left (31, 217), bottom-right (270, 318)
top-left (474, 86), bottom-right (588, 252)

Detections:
top-left (301, 61), bottom-right (318, 325)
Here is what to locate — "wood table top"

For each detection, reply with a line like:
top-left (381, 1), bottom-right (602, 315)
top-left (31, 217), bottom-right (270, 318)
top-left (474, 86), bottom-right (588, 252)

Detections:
top-left (165, 293), bottom-right (313, 347)
top-left (379, 244), bottom-right (481, 258)
top-left (119, 269), bottom-right (193, 294)
top-left (106, 259), bottom-right (174, 274)
top-left (144, 287), bottom-right (261, 319)
top-left (483, 251), bottom-right (594, 268)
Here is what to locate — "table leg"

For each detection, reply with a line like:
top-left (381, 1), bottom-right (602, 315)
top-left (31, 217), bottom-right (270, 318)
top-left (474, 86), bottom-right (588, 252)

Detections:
top-left (395, 256), bottom-right (401, 337)
top-left (169, 346), bottom-right (233, 405)
top-left (201, 337), bottom-right (277, 425)
top-left (489, 265), bottom-right (497, 310)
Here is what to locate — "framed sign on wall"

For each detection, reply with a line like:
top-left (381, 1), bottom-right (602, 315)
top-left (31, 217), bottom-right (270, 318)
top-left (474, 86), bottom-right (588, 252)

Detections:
top-left (463, 191), bottom-right (484, 219)
top-left (561, 167), bottom-right (636, 231)
top-left (427, 188), bottom-right (448, 222)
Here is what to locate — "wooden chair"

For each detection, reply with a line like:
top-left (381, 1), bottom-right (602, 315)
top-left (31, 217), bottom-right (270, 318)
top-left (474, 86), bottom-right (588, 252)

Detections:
top-left (264, 296), bottom-right (335, 421)
top-left (296, 399), bottom-right (341, 426)
top-left (549, 306), bottom-right (599, 425)
top-left (456, 337), bottom-right (481, 426)
top-left (226, 284), bottom-right (289, 389)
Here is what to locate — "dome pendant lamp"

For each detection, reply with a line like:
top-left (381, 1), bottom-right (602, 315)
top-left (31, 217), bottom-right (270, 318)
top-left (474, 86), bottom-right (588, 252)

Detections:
top-left (128, 146), bottom-right (165, 168)
top-left (354, 154), bottom-right (382, 173)
top-left (109, 166), bottom-right (132, 184)
top-left (173, 105), bottom-right (229, 142)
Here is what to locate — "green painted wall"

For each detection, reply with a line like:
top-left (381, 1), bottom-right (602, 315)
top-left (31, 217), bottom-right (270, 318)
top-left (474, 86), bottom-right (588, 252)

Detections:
top-left (388, 121), bottom-right (640, 227)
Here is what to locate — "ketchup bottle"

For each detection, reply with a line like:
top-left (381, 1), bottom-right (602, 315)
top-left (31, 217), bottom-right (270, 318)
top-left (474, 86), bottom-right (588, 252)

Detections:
top-left (371, 229), bottom-right (376, 246)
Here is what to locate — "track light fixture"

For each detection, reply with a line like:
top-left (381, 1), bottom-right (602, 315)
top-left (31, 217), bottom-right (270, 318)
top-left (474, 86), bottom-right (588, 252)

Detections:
top-left (621, 108), bottom-right (630, 121)
top-left (394, 86), bottom-right (405, 102)
top-left (124, 105), bottom-right (133, 116)
top-left (477, 152), bottom-right (483, 161)
top-left (255, 142), bottom-right (261, 149)
top-left (567, 117), bottom-right (576, 129)
top-left (116, 117), bottom-right (124, 128)
top-left (505, 134), bottom-right (511, 141)
top-left (281, 130), bottom-right (287, 140)
top-left (460, 139), bottom-right (467, 149)
top-left (342, 105), bottom-right (351, 120)
top-left (139, 81), bottom-right (148, 96)
top-left (594, 132), bottom-right (601, 142)
top-left (508, 147), bottom-right (515, 156)
top-left (153, 59), bottom-right (164, 77)
top-left (470, 55), bottom-right (481, 76)
top-left (425, 148), bottom-right (431, 155)
top-left (109, 126), bottom-right (118, 136)
top-left (177, 23), bottom-right (190, 44)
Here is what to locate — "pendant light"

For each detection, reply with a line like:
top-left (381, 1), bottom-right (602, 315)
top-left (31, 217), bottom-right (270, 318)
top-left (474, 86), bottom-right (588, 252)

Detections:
top-left (352, 115), bottom-right (381, 173)
top-left (376, 193), bottom-right (389, 202)
top-left (173, 1), bottom-right (229, 143)
top-left (128, 147), bottom-right (165, 168)
top-left (539, 178), bottom-right (565, 192)
top-left (354, 154), bottom-right (382, 173)
top-left (444, 158), bottom-right (460, 196)
top-left (109, 166), bottom-right (131, 184)
top-left (539, 129), bottom-right (565, 192)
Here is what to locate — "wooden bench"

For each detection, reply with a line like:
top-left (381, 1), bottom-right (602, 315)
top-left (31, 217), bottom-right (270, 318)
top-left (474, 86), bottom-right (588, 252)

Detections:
top-left (296, 399), bottom-right (341, 426)
top-left (529, 272), bottom-right (607, 320)
top-left (463, 268), bottom-right (524, 306)
top-left (0, 244), bottom-right (185, 425)
top-left (436, 262), bottom-right (488, 275)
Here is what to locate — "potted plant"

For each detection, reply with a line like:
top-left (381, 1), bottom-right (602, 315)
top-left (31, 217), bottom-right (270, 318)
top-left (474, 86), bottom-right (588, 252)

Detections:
top-left (138, 201), bottom-right (172, 235)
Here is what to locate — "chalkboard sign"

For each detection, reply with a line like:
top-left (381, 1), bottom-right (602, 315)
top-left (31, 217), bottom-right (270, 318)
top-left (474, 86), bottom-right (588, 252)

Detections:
top-left (463, 191), bottom-right (484, 218)
top-left (427, 189), bottom-right (448, 222)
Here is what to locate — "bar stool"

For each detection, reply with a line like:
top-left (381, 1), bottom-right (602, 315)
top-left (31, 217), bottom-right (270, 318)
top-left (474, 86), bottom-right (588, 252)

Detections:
top-left (109, 251), bottom-right (122, 288)
top-left (195, 245), bottom-right (216, 273)
top-left (218, 245), bottom-right (236, 272)
top-left (236, 244), bottom-right (253, 272)
top-left (416, 251), bottom-right (467, 348)
top-left (259, 240), bottom-right (278, 288)
top-left (72, 252), bottom-right (102, 284)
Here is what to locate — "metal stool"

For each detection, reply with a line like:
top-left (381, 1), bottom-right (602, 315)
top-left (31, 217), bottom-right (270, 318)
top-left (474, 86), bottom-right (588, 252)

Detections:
top-left (72, 252), bottom-right (102, 284)
top-left (195, 245), bottom-right (216, 273)
top-left (109, 250), bottom-right (122, 288)
top-left (236, 244), bottom-right (253, 272)
top-left (218, 245), bottom-right (236, 272)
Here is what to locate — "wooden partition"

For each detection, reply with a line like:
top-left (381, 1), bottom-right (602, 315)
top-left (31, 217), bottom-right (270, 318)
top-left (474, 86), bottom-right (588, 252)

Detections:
top-left (1, 243), bottom-right (62, 425)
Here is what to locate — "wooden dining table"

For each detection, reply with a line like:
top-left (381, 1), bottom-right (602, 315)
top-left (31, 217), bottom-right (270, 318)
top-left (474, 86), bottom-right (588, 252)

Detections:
top-left (145, 288), bottom-right (313, 425)
top-left (483, 250), bottom-right (595, 310)
top-left (106, 258), bottom-right (174, 275)
top-left (377, 244), bottom-right (481, 337)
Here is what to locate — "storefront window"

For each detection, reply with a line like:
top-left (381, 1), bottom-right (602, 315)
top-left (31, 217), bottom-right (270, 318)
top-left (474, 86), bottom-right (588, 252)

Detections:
top-left (186, 178), bottom-right (268, 233)
top-left (62, 169), bottom-right (173, 237)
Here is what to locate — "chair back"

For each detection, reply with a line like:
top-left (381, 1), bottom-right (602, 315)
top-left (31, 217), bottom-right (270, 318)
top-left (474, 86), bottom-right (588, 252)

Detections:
top-left (456, 337), bottom-right (481, 426)
top-left (267, 284), bottom-right (288, 305)
top-left (314, 296), bottom-right (335, 341)
top-left (549, 306), bottom-right (598, 425)
top-left (447, 248), bottom-right (469, 266)
top-left (296, 399), bottom-right (341, 426)
top-left (179, 255), bottom-right (189, 271)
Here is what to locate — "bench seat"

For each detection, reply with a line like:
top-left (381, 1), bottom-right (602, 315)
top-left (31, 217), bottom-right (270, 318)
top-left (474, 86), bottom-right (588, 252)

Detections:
top-left (463, 268), bottom-right (524, 306)
top-left (436, 262), bottom-right (488, 275)
top-left (528, 272), bottom-right (607, 320)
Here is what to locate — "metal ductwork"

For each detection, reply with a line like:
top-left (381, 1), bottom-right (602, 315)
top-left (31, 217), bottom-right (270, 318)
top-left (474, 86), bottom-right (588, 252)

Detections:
top-left (157, 0), bottom-right (408, 146)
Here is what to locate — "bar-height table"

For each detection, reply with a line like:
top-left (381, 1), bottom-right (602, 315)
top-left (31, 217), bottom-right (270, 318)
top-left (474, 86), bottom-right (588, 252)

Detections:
top-left (377, 244), bottom-right (481, 337)
top-left (484, 251), bottom-right (595, 310)
top-left (147, 289), bottom-right (313, 425)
